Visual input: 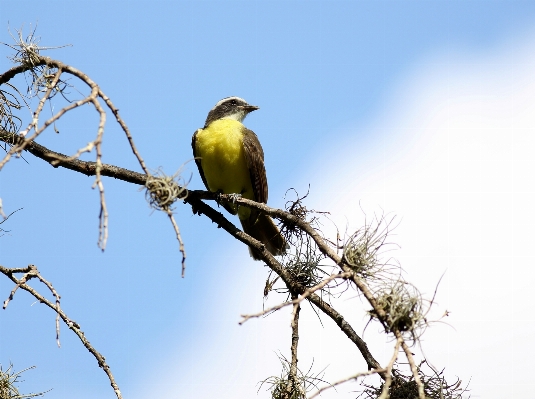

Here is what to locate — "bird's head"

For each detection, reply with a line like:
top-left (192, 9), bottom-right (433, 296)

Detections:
top-left (204, 96), bottom-right (259, 127)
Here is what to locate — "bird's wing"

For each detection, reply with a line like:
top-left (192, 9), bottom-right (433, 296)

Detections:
top-left (242, 128), bottom-right (268, 204)
top-left (191, 129), bottom-right (210, 190)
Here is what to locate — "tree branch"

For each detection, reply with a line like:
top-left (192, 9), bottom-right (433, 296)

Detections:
top-left (0, 264), bottom-right (123, 399)
top-left (288, 293), bottom-right (301, 398)
top-left (0, 129), bottom-right (384, 376)
top-left (0, 128), bottom-right (146, 184)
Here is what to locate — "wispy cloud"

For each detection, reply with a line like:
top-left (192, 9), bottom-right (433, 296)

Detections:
top-left (305, 28), bottom-right (535, 398)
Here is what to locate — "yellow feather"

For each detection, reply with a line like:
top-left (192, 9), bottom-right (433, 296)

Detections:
top-left (194, 119), bottom-right (254, 220)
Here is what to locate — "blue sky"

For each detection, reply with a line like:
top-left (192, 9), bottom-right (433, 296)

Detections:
top-left (1, 1), bottom-right (535, 398)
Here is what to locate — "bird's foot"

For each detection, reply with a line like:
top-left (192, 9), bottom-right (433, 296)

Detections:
top-left (228, 193), bottom-right (242, 205)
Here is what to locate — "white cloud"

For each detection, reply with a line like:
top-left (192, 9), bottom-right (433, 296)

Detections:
top-left (304, 30), bottom-right (535, 398)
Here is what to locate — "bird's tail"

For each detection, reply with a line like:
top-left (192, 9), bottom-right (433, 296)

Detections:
top-left (241, 214), bottom-right (287, 260)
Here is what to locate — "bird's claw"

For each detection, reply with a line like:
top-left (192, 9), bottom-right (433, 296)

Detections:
top-left (228, 193), bottom-right (242, 205)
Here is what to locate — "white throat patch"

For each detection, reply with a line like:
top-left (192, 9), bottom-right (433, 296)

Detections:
top-left (221, 110), bottom-right (247, 122)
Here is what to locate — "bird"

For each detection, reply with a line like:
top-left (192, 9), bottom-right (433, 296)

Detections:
top-left (192, 96), bottom-right (286, 260)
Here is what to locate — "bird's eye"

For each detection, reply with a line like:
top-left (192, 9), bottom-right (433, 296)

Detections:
top-left (230, 99), bottom-right (237, 105)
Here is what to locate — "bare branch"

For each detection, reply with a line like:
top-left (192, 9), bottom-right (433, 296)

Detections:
top-left (0, 67), bottom-right (62, 169)
top-left (0, 54), bottom-right (148, 174)
top-left (240, 271), bottom-right (351, 324)
top-left (166, 209), bottom-right (187, 277)
top-left (90, 97), bottom-right (108, 250)
top-left (377, 336), bottom-right (402, 399)
top-left (97, 90), bottom-right (149, 174)
top-left (0, 264), bottom-right (123, 399)
top-left (216, 194), bottom-right (436, 389)
top-left (0, 128), bottom-right (146, 184)
top-left (287, 293), bottom-right (302, 398)
top-left (308, 369), bottom-right (385, 399)
top-left (398, 332), bottom-right (425, 399)
top-left (145, 168), bottom-right (190, 274)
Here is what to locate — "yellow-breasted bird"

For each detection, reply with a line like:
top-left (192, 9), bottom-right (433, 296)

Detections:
top-left (192, 97), bottom-right (286, 260)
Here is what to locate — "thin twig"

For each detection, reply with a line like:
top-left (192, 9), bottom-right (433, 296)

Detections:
top-left (34, 271), bottom-right (62, 348)
top-left (398, 331), bottom-right (425, 399)
top-left (222, 196), bottom-right (396, 331)
top-left (166, 209), bottom-right (187, 277)
top-left (0, 55), bottom-right (149, 175)
top-left (0, 264), bottom-right (123, 399)
top-left (240, 271), bottom-right (351, 324)
top-left (0, 67), bottom-right (62, 169)
top-left (90, 97), bottom-right (108, 250)
top-left (378, 336), bottom-right (402, 399)
top-left (287, 292), bottom-right (301, 398)
top-left (308, 368), bottom-right (385, 399)
top-left (97, 90), bottom-right (149, 174)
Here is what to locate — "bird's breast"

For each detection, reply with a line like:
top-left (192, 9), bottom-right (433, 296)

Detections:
top-left (195, 119), bottom-right (254, 200)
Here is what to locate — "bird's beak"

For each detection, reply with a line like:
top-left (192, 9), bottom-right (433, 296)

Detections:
top-left (242, 104), bottom-right (259, 113)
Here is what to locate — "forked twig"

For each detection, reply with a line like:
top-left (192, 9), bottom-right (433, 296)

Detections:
top-left (240, 271), bottom-right (351, 324)
top-left (0, 264), bottom-right (123, 399)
